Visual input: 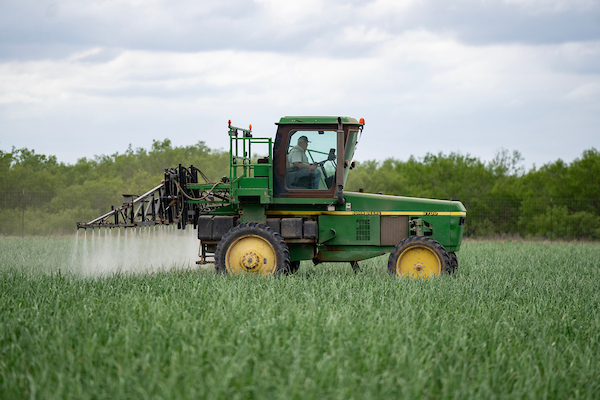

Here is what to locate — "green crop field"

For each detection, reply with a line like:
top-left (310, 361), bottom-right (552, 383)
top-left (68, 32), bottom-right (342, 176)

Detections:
top-left (1, 234), bottom-right (599, 399)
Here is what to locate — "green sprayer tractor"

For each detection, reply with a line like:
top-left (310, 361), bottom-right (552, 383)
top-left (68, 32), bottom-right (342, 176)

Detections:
top-left (77, 116), bottom-right (466, 277)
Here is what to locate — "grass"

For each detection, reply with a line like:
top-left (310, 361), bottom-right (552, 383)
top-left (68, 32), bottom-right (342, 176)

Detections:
top-left (1, 236), bottom-right (600, 399)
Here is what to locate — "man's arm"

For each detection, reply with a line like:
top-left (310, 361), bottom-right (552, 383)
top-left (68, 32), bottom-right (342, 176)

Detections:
top-left (289, 148), bottom-right (316, 171)
top-left (292, 161), bottom-right (316, 171)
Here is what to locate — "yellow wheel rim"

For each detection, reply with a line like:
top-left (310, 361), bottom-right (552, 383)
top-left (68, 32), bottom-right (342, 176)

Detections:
top-left (396, 245), bottom-right (441, 278)
top-left (225, 235), bottom-right (278, 275)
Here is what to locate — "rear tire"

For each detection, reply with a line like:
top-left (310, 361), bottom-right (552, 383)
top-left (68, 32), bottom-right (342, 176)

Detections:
top-left (448, 252), bottom-right (458, 275)
top-left (215, 223), bottom-right (290, 276)
top-left (388, 236), bottom-right (450, 278)
top-left (287, 261), bottom-right (301, 275)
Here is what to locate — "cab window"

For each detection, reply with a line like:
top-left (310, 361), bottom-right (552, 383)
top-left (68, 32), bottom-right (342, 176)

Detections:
top-left (285, 130), bottom-right (337, 190)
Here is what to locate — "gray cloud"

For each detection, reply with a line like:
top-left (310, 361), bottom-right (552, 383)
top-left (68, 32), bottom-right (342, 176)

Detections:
top-left (390, 1), bottom-right (600, 45)
top-left (3, 0), bottom-right (598, 60)
top-left (0, 0), bottom-right (598, 169)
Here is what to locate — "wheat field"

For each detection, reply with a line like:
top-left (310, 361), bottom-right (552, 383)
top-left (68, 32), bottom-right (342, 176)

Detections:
top-left (1, 233), bottom-right (599, 399)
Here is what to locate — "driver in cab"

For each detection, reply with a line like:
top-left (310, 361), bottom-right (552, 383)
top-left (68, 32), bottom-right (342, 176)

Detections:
top-left (287, 135), bottom-right (320, 189)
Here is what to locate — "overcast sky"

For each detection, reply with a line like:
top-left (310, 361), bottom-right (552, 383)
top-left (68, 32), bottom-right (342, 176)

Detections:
top-left (1, 0), bottom-right (599, 170)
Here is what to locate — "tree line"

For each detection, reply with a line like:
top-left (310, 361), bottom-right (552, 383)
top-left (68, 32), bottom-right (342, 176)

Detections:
top-left (1, 141), bottom-right (599, 239)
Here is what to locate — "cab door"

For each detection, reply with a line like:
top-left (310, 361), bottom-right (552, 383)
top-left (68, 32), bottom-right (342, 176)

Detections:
top-left (273, 124), bottom-right (343, 199)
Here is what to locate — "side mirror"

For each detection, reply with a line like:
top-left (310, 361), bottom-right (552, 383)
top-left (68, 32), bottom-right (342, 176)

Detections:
top-left (327, 148), bottom-right (336, 161)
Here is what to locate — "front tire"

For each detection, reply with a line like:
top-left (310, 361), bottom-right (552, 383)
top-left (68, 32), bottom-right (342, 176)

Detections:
top-left (215, 223), bottom-right (290, 276)
top-left (388, 236), bottom-right (450, 278)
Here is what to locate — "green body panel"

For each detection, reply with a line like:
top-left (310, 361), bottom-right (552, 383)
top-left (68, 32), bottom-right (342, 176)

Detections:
top-left (238, 177), bottom-right (269, 188)
top-left (240, 204), bottom-right (266, 224)
top-left (343, 192), bottom-right (466, 213)
top-left (271, 198), bottom-right (337, 205)
top-left (318, 214), bottom-right (381, 246)
top-left (289, 244), bottom-right (315, 262)
top-left (341, 192), bottom-right (465, 253)
top-left (316, 246), bottom-right (389, 262)
top-left (253, 165), bottom-right (270, 177)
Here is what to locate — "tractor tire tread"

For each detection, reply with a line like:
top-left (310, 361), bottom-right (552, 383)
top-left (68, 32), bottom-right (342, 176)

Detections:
top-left (387, 235), bottom-right (451, 276)
top-left (448, 252), bottom-right (458, 275)
top-left (287, 260), bottom-right (301, 275)
top-left (214, 222), bottom-right (290, 275)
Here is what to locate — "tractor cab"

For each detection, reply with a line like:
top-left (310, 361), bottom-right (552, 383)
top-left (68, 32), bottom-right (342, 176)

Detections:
top-left (272, 116), bottom-right (364, 201)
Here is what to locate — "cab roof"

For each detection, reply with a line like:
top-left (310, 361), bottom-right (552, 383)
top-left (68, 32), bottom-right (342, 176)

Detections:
top-left (276, 116), bottom-right (363, 125)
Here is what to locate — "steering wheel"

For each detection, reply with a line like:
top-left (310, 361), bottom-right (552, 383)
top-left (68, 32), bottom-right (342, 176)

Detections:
top-left (314, 148), bottom-right (336, 180)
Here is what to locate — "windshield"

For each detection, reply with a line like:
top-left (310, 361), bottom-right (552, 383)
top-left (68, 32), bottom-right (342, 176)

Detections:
top-left (285, 130), bottom-right (337, 190)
